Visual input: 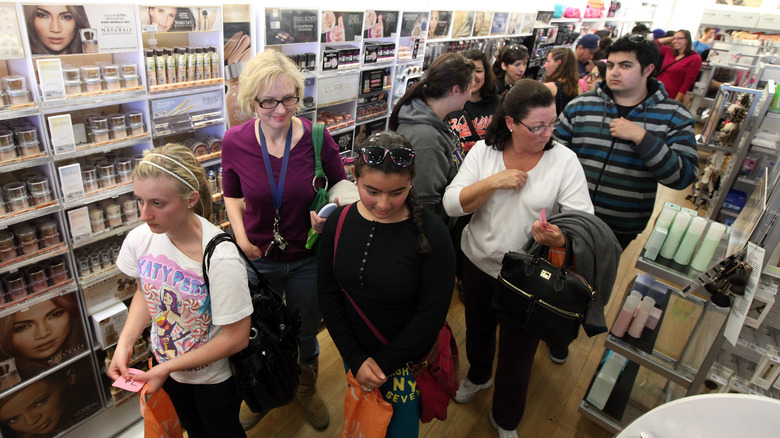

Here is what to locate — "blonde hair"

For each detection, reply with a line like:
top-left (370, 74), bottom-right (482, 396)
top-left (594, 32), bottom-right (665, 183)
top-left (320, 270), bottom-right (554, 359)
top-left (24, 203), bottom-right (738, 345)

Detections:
top-left (238, 50), bottom-right (305, 116)
top-left (133, 143), bottom-right (212, 219)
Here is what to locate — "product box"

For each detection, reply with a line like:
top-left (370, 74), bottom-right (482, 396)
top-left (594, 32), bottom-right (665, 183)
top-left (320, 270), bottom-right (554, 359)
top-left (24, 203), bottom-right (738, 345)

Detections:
top-left (92, 302), bottom-right (128, 348)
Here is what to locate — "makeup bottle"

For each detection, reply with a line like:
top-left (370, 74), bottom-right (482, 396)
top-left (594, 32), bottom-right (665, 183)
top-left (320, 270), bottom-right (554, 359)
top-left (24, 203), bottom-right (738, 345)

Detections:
top-left (586, 351), bottom-right (627, 410)
top-left (176, 47), bottom-right (187, 83)
top-left (691, 222), bottom-right (727, 272)
top-left (144, 49), bottom-right (156, 88)
top-left (627, 296), bottom-right (656, 338)
top-left (195, 47), bottom-right (205, 81)
top-left (80, 28), bottom-right (99, 53)
top-left (210, 47), bottom-right (221, 79)
top-left (673, 216), bottom-right (708, 266)
top-left (202, 48), bottom-right (211, 80)
top-left (659, 211), bottom-right (692, 260)
top-left (611, 294), bottom-right (640, 337)
top-left (187, 48), bottom-right (197, 82)
top-left (225, 63), bottom-right (253, 128)
top-left (165, 49), bottom-right (176, 84)
top-left (155, 49), bottom-right (167, 85)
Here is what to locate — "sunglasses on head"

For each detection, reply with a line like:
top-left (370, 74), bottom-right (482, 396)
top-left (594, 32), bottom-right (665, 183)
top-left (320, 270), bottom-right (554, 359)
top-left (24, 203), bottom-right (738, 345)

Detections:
top-left (360, 146), bottom-right (415, 167)
top-left (627, 34), bottom-right (648, 44)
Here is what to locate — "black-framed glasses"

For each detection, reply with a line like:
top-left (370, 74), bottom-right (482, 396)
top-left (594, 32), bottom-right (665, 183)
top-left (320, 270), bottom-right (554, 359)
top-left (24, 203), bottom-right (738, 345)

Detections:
top-left (360, 146), bottom-right (415, 167)
top-left (516, 119), bottom-right (557, 135)
top-left (255, 96), bottom-right (300, 109)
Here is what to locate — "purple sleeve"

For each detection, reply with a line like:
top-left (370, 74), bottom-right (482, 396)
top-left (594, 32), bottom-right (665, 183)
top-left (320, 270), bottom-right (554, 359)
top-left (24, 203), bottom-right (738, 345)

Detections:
top-left (221, 121), bottom-right (254, 199)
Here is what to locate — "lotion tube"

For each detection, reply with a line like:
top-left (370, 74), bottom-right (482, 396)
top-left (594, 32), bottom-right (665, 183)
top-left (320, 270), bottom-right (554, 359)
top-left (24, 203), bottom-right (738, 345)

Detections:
top-left (659, 211), bottom-right (692, 259)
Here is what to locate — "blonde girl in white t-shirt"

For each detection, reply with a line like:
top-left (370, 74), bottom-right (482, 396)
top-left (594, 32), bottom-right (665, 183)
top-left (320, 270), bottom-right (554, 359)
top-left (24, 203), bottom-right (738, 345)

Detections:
top-left (107, 144), bottom-right (252, 438)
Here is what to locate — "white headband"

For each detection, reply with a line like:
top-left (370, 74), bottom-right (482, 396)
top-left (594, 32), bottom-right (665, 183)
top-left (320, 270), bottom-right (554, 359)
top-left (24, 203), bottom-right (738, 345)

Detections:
top-left (137, 153), bottom-right (199, 193)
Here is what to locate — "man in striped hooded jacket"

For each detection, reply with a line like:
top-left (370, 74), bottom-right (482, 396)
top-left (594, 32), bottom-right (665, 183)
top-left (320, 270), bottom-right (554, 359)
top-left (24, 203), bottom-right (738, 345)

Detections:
top-left (554, 34), bottom-right (699, 249)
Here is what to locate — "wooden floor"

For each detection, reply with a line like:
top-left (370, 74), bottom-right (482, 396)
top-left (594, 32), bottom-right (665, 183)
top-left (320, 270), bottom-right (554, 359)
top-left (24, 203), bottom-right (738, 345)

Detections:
top-left (246, 185), bottom-right (695, 438)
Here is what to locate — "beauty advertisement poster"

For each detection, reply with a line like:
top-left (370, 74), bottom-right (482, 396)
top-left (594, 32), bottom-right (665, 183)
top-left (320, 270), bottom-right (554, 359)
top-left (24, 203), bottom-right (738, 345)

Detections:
top-left (321, 11), bottom-right (363, 43)
top-left (0, 355), bottom-right (100, 438)
top-left (399, 11), bottom-right (429, 38)
top-left (265, 8), bottom-right (318, 45)
top-left (451, 11), bottom-right (474, 39)
top-left (491, 12), bottom-right (509, 35)
top-left (472, 11), bottom-right (492, 37)
top-left (23, 3), bottom-right (139, 55)
top-left (223, 4), bottom-right (252, 64)
top-left (363, 10), bottom-right (399, 39)
top-left (427, 11), bottom-right (452, 40)
top-left (138, 5), bottom-right (220, 33)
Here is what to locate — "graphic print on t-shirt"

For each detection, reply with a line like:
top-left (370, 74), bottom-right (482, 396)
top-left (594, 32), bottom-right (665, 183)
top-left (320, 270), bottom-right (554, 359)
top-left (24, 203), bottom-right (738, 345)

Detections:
top-left (137, 254), bottom-right (211, 363)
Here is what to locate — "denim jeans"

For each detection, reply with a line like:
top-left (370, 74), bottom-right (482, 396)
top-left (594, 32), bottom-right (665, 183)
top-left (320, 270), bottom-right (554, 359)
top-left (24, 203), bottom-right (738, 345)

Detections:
top-left (246, 255), bottom-right (320, 363)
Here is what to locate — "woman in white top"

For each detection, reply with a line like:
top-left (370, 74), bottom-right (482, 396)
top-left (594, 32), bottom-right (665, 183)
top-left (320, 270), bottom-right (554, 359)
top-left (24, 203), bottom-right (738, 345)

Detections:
top-left (108, 144), bottom-right (252, 438)
top-left (442, 80), bottom-right (592, 438)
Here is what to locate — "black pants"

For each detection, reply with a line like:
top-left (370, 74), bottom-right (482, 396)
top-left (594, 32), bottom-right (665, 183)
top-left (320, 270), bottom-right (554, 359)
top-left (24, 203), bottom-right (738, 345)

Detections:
top-left (162, 376), bottom-right (246, 438)
top-left (462, 257), bottom-right (540, 430)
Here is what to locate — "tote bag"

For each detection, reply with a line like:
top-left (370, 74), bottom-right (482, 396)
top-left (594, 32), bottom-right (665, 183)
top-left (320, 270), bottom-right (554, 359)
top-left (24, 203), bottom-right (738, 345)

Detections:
top-left (342, 370), bottom-right (393, 437)
top-left (140, 384), bottom-right (183, 438)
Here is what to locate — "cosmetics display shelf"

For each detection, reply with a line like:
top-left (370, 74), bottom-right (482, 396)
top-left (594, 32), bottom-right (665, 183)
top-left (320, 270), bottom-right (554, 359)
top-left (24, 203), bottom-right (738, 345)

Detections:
top-left (52, 134), bottom-right (152, 162)
top-left (0, 281), bottom-right (78, 320)
top-left (38, 89), bottom-right (147, 114)
top-left (79, 265), bottom-right (120, 290)
top-left (0, 347), bottom-right (92, 400)
top-left (0, 153), bottom-right (49, 172)
top-left (0, 104), bottom-right (39, 121)
top-left (148, 78), bottom-right (224, 96)
top-left (0, 243), bottom-right (68, 276)
top-left (72, 219), bottom-right (142, 251)
top-left (62, 182), bottom-right (134, 211)
top-left (0, 203), bottom-right (60, 229)
top-left (198, 151), bottom-right (223, 168)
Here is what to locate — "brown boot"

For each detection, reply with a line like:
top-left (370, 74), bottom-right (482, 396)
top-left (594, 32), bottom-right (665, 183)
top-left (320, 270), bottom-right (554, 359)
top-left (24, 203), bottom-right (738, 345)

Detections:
top-left (239, 401), bottom-right (266, 431)
top-left (296, 359), bottom-right (330, 430)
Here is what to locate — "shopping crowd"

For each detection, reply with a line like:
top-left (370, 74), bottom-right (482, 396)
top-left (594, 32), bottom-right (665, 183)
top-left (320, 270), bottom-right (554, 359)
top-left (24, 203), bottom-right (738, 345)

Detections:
top-left (100, 26), bottom-right (700, 438)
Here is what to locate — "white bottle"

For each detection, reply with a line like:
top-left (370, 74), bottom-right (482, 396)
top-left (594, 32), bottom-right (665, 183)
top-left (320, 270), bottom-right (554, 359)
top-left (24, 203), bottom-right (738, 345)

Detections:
top-left (627, 296), bottom-right (656, 338)
top-left (176, 47), bottom-right (187, 83)
top-left (611, 294), bottom-right (640, 338)
top-left (673, 216), bottom-right (708, 266)
top-left (195, 47), bottom-right (204, 81)
top-left (585, 351), bottom-right (627, 410)
top-left (691, 222), bottom-right (727, 271)
top-left (659, 211), bottom-right (692, 259)
top-left (210, 47), bottom-right (221, 79)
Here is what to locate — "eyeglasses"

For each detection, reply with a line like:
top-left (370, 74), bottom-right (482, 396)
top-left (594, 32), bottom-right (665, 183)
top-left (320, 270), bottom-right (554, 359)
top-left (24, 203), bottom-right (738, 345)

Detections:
top-left (516, 119), bottom-right (557, 135)
top-left (254, 96), bottom-right (300, 109)
top-left (587, 71), bottom-right (601, 80)
top-left (360, 146), bottom-right (415, 167)
top-left (627, 34), bottom-right (648, 44)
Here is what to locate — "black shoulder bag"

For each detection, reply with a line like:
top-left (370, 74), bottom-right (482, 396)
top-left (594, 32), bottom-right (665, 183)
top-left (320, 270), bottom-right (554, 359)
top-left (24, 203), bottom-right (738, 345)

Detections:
top-left (490, 234), bottom-right (595, 348)
top-left (202, 233), bottom-right (302, 413)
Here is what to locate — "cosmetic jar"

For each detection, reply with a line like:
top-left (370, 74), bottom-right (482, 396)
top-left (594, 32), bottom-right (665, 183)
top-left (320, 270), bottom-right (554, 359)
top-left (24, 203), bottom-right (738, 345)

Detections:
top-left (3, 182), bottom-right (29, 212)
top-left (104, 77), bottom-right (122, 91)
top-left (47, 258), bottom-right (68, 284)
top-left (63, 68), bottom-right (81, 82)
top-left (3, 272), bottom-right (27, 300)
top-left (121, 64), bottom-right (138, 77)
top-left (122, 75), bottom-right (141, 87)
top-left (115, 157), bottom-right (132, 182)
top-left (1, 75), bottom-right (26, 93)
top-left (81, 165), bottom-right (99, 193)
top-left (89, 207), bottom-right (106, 232)
top-left (26, 176), bottom-right (53, 205)
top-left (110, 127), bottom-right (127, 140)
top-left (101, 65), bottom-right (120, 79)
top-left (204, 137), bottom-right (222, 153)
top-left (127, 123), bottom-right (145, 136)
top-left (14, 224), bottom-right (38, 255)
top-left (14, 126), bottom-right (37, 143)
top-left (89, 129), bottom-right (109, 143)
top-left (84, 78), bottom-right (102, 93)
top-left (64, 81), bottom-right (82, 96)
top-left (80, 65), bottom-right (101, 81)
top-left (108, 113), bottom-right (126, 129)
top-left (5, 90), bottom-right (30, 105)
top-left (100, 248), bottom-right (112, 268)
top-left (89, 252), bottom-right (101, 271)
top-left (18, 140), bottom-right (40, 156)
top-left (122, 199), bottom-right (138, 222)
top-left (77, 256), bottom-right (90, 276)
top-left (88, 116), bottom-right (109, 131)
top-left (105, 204), bottom-right (122, 227)
top-left (36, 218), bottom-right (60, 247)
top-left (25, 264), bottom-right (48, 292)
top-left (0, 231), bottom-right (16, 262)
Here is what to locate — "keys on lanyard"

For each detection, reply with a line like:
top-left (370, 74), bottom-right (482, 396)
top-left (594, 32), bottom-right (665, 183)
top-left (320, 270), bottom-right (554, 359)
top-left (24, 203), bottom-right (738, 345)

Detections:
top-left (266, 212), bottom-right (288, 256)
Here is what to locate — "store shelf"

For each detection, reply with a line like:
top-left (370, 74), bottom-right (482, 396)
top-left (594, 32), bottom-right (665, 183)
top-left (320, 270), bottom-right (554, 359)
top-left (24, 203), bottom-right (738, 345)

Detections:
top-left (0, 281), bottom-right (78, 319)
top-left (0, 244), bottom-right (69, 276)
top-left (63, 182), bottom-right (134, 210)
top-left (327, 124), bottom-right (356, 136)
top-left (148, 80), bottom-right (224, 98)
top-left (550, 18), bottom-right (581, 23)
top-left (357, 112), bottom-right (389, 123)
top-left (0, 103), bottom-right (39, 120)
top-left (320, 67), bottom-right (361, 78)
top-left (636, 253), bottom-right (705, 288)
top-left (699, 143), bottom-right (736, 153)
top-left (79, 265), bottom-right (120, 289)
top-left (736, 176), bottom-right (758, 186)
top-left (361, 60), bottom-right (395, 70)
top-left (53, 134), bottom-right (152, 161)
top-left (579, 400), bottom-right (623, 435)
top-left (0, 153), bottom-right (49, 172)
top-left (0, 203), bottom-right (60, 229)
top-left (197, 151), bottom-right (222, 167)
top-left (750, 144), bottom-right (777, 155)
top-left (40, 89), bottom-right (147, 113)
top-left (72, 219), bottom-right (142, 250)
top-left (605, 334), bottom-right (694, 388)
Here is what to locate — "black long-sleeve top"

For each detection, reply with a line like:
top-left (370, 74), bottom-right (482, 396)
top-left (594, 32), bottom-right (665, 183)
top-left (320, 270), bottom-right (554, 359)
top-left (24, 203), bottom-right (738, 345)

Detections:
top-left (317, 205), bottom-right (455, 375)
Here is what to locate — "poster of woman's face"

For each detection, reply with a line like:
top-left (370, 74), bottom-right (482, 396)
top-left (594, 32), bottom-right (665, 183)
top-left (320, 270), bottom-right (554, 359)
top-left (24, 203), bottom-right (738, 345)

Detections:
top-left (23, 4), bottom-right (139, 55)
top-left (427, 11), bottom-right (452, 39)
top-left (0, 292), bottom-right (87, 387)
top-left (363, 10), bottom-right (399, 39)
top-left (140, 6), bottom-right (220, 32)
top-left (0, 356), bottom-right (100, 438)
top-left (451, 11), bottom-right (474, 39)
top-left (472, 11), bottom-right (493, 37)
top-left (321, 11), bottom-right (363, 43)
top-left (399, 11), bottom-right (428, 38)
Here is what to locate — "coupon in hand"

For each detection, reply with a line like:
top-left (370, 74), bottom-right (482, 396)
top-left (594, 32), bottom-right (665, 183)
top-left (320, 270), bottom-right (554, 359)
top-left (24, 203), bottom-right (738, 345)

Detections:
top-left (112, 368), bottom-right (147, 392)
top-left (540, 208), bottom-right (553, 232)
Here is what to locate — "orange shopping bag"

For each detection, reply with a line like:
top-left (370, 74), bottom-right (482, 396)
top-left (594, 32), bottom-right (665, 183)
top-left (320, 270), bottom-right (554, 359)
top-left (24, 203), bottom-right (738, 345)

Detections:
top-left (140, 384), bottom-right (183, 438)
top-left (342, 370), bottom-right (393, 438)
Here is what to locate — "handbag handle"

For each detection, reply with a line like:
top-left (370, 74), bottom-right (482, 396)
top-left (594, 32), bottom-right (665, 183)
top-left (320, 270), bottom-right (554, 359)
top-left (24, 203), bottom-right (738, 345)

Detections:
top-left (312, 123), bottom-right (329, 191)
top-left (333, 204), bottom-right (390, 345)
top-left (202, 232), bottom-right (281, 302)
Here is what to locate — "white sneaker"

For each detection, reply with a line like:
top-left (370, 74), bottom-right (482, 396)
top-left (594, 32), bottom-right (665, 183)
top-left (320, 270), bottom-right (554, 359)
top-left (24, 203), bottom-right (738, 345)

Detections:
top-left (489, 410), bottom-right (518, 438)
top-left (454, 376), bottom-right (493, 404)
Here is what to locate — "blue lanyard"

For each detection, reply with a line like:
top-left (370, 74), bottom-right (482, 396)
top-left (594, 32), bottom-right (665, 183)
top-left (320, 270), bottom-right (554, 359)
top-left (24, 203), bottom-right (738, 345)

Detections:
top-left (258, 122), bottom-right (293, 214)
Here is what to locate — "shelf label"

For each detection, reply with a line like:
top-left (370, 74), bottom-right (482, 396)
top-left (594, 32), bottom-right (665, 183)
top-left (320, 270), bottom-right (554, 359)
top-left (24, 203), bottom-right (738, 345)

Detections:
top-left (150, 89), bottom-right (223, 118)
top-left (68, 206), bottom-right (93, 242)
top-left (58, 163), bottom-right (85, 202)
top-left (0, 4), bottom-right (25, 58)
top-left (48, 114), bottom-right (77, 154)
top-left (36, 58), bottom-right (66, 101)
top-left (317, 73), bottom-right (359, 106)
top-left (708, 373), bottom-right (728, 387)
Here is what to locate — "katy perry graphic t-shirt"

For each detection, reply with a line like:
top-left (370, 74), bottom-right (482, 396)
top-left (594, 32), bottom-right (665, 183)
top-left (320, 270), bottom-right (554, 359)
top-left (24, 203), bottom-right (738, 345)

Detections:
top-left (118, 215), bottom-right (252, 384)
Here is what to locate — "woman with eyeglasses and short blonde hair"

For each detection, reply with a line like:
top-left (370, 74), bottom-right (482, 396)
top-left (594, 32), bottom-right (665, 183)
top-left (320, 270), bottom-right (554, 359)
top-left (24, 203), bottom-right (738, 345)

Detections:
top-left (318, 131), bottom-right (454, 438)
top-left (443, 80), bottom-right (592, 438)
top-left (221, 49), bottom-right (346, 430)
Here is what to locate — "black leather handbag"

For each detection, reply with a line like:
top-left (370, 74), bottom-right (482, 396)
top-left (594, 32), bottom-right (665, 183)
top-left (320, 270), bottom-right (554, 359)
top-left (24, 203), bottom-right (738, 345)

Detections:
top-left (203, 233), bottom-right (302, 413)
top-left (490, 235), bottom-right (595, 348)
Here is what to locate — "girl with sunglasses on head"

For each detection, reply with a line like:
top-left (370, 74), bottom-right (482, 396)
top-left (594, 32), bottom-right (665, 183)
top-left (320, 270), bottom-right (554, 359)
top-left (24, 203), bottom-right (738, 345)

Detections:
top-left (318, 131), bottom-right (455, 438)
top-left (443, 80), bottom-right (592, 438)
top-left (389, 52), bottom-right (474, 226)
top-left (221, 50), bottom-right (346, 430)
top-left (492, 44), bottom-right (529, 93)
top-left (108, 144), bottom-right (253, 437)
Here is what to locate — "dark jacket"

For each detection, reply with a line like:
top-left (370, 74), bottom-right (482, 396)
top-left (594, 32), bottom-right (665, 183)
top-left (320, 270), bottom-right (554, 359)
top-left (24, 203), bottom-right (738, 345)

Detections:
top-left (554, 78), bottom-right (699, 237)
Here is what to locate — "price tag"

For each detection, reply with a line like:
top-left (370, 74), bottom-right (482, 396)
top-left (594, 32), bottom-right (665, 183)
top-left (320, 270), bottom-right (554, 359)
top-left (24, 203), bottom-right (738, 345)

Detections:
top-left (58, 163), bottom-right (85, 201)
top-left (748, 343), bottom-right (767, 355)
top-left (67, 206), bottom-right (93, 241)
top-left (48, 115), bottom-right (77, 154)
top-left (35, 58), bottom-right (66, 101)
top-left (708, 373), bottom-right (728, 386)
top-left (737, 338), bottom-right (750, 348)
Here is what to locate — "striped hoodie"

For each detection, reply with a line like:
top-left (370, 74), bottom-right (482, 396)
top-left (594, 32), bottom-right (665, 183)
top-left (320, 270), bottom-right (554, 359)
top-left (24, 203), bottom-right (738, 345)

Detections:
top-left (554, 78), bottom-right (699, 237)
